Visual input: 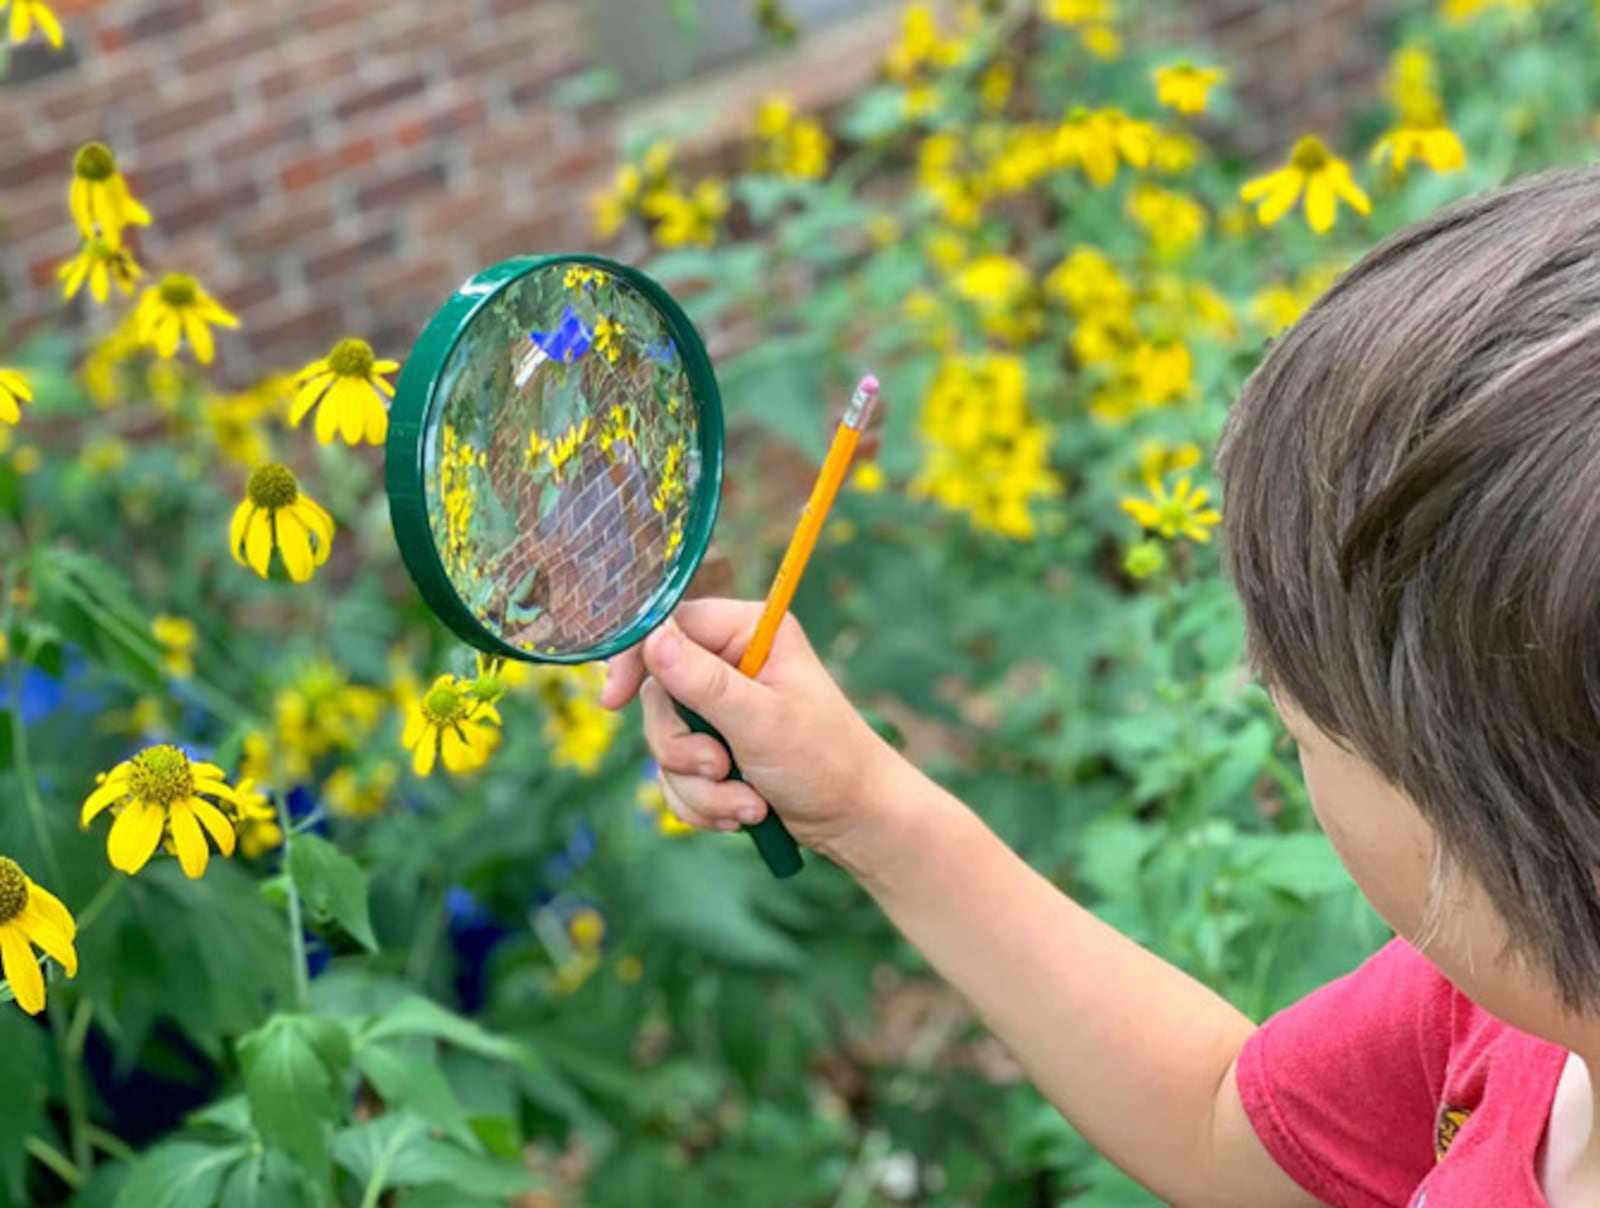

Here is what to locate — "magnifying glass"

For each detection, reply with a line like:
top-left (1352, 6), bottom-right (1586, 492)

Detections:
top-left (385, 254), bottom-right (857, 879)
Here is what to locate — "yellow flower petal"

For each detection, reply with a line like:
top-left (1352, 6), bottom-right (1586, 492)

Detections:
top-left (228, 500), bottom-right (254, 565)
top-left (413, 729), bottom-right (439, 777)
top-left (190, 797), bottom-right (237, 857)
top-left (275, 508), bottom-right (314, 583)
top-left (18, 886), bottom-right (77, 978)
top-left (290, 372), bottom-right (333, 427)
top-left (81, 767), bottom-right (131, 825)
top-left (167, 800), bottom-right (211, 879)
top-left (245, 509), bottom-right (274, 577)
top-left (184, 310), bottom-right (216, 364)
top-left (0, 926), bottom-right (44, 1015)
top-left (108, 800), bottom-right (166, 875)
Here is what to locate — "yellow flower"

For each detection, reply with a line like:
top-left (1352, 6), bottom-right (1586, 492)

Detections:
top-left (569, 907), bottom-right (605, 950)
top-left (1249, 261), bottom-right (1345, 336)
top-left (1440, 0), bottom-right (1540, 23)
top-left (885, 3), bottom-right (964, 83)
top-left (531, 666), bottom-right (619, 774)
top-left (1135, 438), bottom-right (1203, 489)
top-left (58, 240), bottom-right (143, 304)
top-left (1371, 125), bottom-right (1467, 175)
top-left (564, 265), bottom-right (609, 291)
top-left (1054, 108), bottom-right (1154, 189)
top-left (1127, 340), bottom-right (1193, 407)
top-left (152, 614), bottom-right (197, 679)
top-left (81, 745), bottom-right (243, 879)
top-left (643, 179), bottom-right (728, 248)
top-left (1127, 184), bottom-right (1207, 259)
top-left (636, 775), bottom-right (696, 837)
top-left (852, 462), bottom-right (886, 493)
top-left (0, 856), bottom-right (76, 1016)
top-left (593, 316), bottom-right (626, 365)
top-left (750, 96), bottom-right (832, 180)
top-left (324, 762), bottom-right (397, 819)
top-left (273, 665), bottom-right (386, 781)
top-left (0, 369), bottom-right (32, 426)
top-left (1154, 63), bottom-right (1227, 115)
top-left (230, 779), bottom-right (283, 859)
top-left (1042, 0), bottom-right (1120, 56)
top-left (229, 463), bottom-right (335, 583)
top-left (911, 353), bottom-right (1063, 540)
top-left (8, 1), bottom-right (63, 49)
top-left (1240, 136), bottom-right (1371, 234)
top-left (402, 674), bottom-right (502, 777)
top-left (68, 142), bottom-right (149, 248)
top-left (1119, 473), bottom-right (1221, 543)
top-left (134, 273), bottom-right (239, 364)
top-left (290, 337), bottom-right (398, 446)
top-left (597, 405), bottom-right (636, 459)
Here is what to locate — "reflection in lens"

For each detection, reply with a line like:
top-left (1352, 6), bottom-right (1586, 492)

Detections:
top-left (422, 263), bottom-right (702, 656)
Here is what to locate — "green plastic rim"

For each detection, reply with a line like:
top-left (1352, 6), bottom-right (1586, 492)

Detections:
top-left (385, 253), bottom-right (725, 664)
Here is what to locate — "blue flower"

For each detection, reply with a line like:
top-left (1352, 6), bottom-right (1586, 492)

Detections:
top-left (529, 305), bottom-right (592, 363)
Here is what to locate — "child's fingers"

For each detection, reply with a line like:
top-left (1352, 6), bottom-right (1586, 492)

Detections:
top-left (640, 677), bottom-right (733, 779)
top-left (658, 776), bottom-right (724, 833)
top-left (600, 648), bottom-right (646, 710)
top-left (661, 767), bottom-right (770, 829)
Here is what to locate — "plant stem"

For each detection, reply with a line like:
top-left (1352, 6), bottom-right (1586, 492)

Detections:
top-left (50, 997), bottom-right (94, 1174)
top-left (75, 874), bottom-right (126, 933)
top-left (277, 791), bottom-right (310, 1011)
top-left (84, 1125), bottom-right (138, 1165)
top-left (23, 1136), bottom-right (81, 1189)
top-left (405, 884), bottom-right (446, 988)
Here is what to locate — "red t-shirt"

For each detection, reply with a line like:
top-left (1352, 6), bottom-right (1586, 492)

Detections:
top-left (1236, 936), bottom-right (1570, 1207)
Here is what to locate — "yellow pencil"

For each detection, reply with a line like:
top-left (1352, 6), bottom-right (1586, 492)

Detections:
top-left (737, 374), bottom-right (879, 677)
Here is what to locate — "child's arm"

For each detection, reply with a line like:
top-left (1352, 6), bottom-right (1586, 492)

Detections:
top-left (601, 600), bottom-right (1320, 1208)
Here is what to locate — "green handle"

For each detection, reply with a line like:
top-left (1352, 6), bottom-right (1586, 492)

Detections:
top-left (675, 702), bottom-right (803, 878)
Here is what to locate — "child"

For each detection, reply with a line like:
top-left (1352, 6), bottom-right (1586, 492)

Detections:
top-left (599, 163), bottom-right (1600, 1207)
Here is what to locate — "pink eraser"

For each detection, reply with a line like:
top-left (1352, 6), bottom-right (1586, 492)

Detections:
top-left (857, 374), bottom-right (880, 396)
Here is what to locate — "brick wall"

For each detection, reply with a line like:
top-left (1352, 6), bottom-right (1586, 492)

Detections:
top-left (0, 0), bottom-right (1397, 384)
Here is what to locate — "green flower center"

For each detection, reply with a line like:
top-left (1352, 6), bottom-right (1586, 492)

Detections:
top-left (246, 463), bottom-right (299, 510)
top-left (159, 274), bottom-right (198, 308)
top-left (328, 338), bottom-right (375, 379)
top-left (74, 142), bottom-right (116, 182)
top-left (1290, 136), bottom-right (1330, 172)
top-left (423, 686), bottom-right (468, 725)
top-left (0, 858), bottom-right (28, 925)
top-left (130, 744), bottom-right (195, 809)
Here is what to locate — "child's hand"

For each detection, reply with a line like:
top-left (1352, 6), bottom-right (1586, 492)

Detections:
top-left (599, 599), bottom-right (898, 863)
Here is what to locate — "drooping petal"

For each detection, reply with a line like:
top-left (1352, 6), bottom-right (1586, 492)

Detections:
top-left (35, 3), bottom-right (65, 49)
top-left (245, 509), bottom-right (274, 577)
top-left (1331, 165), bottom-right (1372, 215)
top-left (69, 178), bottom-right (95, 241)
top-left (275, 508), bottom-right (314, 582)
top-left (229, 500), bottom-right (255, 564)
top-left (441, 724), bottom-right (476, 771)
top-left (293, 496), bottom-right (334, 558)
top-left (167, 800), bottom-right (211, 879)
top-left (333, 379), bottom-right (366, 445)
top-left (402, 708), bottom-right (425, 749)
top-left (0, 926), bottom-right (45, 1015)
top-left (107, 800), bottom-right (167, 875)
top-left (363, 392), bottom-right (388, 445)
top-left (293, 357), bottom-right (330, 385)
top-left (290, 372), bottom-right (333, 426)
top-left (412, 728), bottom-right (439, 777)
top-left (372, 359), bottom-right (400, 373)
top-left (1255, 173), bottom-right (1303, 227)
top-left (313, 386), bottom-right (341, 445)
top-left (18, 887), bottom-right (77, 977)
top-left (153, 312), bottom-right (182, 358)
top-left (190, 797), bottom-right (237, 857)
top-left (1304, 173), bottom-right (1336, 234)
top-left (184, 310), bottom-right (216, 364)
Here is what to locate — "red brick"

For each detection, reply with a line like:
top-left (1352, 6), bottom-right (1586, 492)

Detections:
top-left (334, 73), bottom-right (429, 122)
top-left (355, 161), bottom-right (448, 210)
top-left (0, 192), bottom-right (69, 245)
top-left (133, 89), bottom-right (239, 144)
top-left (475, 212), bottom-right (566, 264)
top-left (247, 303), bottom-right (345, 364)
top-left (159, 180), bottom-right (260, 235)
top-left (469, 110), bottom-right (563, 171)
top-left (257, 48), bottom-right (358, 103)
top-left (417, 188), bottom-right (502, 238)
top-left (40, 65), bottom-right (157, 123)
top-left (280, 136), bottom-right (381, 192)
top-left (304, 0), bottom-right (368, 34)
top-left (105, 0), bottom-right (204, 45)
top-left (304, 229), bottom-right (400, 284)
top-left (235, 202), bottom-right (337, 255)
top-left (125, 157), bottom-right (193, 201)
top-left (0, 142), bottom-right (76, 190)
top-left (214, 115), bottom-right (316, 172)
top-left (176, 24), bottom-right (280, 76)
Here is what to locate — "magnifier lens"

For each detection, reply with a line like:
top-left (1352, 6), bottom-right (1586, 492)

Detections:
top-left (419, 263), bottom-right (704, 657)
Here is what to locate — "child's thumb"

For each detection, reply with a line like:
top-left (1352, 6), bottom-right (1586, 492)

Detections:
top-left (641, 618), bottom-right (766, 734)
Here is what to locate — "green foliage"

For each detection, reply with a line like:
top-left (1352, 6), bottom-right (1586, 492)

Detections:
top-left (3, 0), bottom-right (1598, 1204)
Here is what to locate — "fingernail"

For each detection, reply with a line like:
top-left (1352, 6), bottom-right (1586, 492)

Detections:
top-left (698, 760), bottom-right (716, 777)
top-left (717, 819), bottom-right (740, 832)
top-left (738, 806), bottom-right (764, 825)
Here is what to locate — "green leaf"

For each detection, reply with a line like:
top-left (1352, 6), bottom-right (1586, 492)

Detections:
top-left (287, 834), bottom-right (378, 952)
top-left (0, 1011), bottom-right (49, 1199)
top-left (114, 1141), bottom-right (247, 1208)
top-left (355, 1043), bottom-right (479, 1150)
top-left (1242, 833), bottom-right (1351, 900)
top-left (361, 996), bottom-right (526, 1065)
top-left (217, 1150), bottom-right (315, 1208)
top-left (332, 1115), bottom-right (539, 1199)
top-left (237, 1014), bottom-right (352, 1177)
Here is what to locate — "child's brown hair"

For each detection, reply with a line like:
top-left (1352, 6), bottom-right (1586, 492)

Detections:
top-left (1214, 163), bottom-right (1600, 1013)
